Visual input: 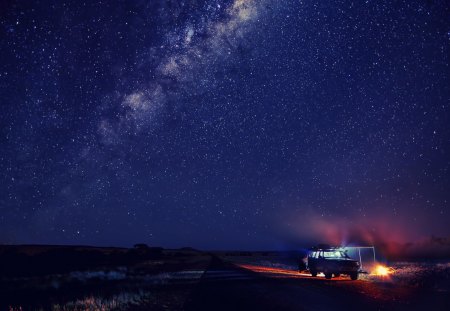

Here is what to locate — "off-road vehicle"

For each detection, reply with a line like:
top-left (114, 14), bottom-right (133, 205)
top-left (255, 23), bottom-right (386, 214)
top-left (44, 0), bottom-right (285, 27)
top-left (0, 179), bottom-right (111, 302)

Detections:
top-left (300, 245), bottom-right (360, 280)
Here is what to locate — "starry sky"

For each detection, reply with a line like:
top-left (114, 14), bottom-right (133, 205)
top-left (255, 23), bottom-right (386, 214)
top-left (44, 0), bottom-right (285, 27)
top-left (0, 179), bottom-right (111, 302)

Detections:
top-left (0, 0), bottom-right (449, 251)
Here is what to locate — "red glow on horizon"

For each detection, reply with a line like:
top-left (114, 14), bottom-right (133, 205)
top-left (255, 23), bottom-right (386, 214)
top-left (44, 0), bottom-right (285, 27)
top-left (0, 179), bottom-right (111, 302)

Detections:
top-left (280, 209), bottom-right (440, 259)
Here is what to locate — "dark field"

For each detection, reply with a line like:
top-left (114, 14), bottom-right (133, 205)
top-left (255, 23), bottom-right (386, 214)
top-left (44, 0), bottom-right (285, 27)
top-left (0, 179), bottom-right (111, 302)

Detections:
top-left (1, 245), bottom-right (449, 310)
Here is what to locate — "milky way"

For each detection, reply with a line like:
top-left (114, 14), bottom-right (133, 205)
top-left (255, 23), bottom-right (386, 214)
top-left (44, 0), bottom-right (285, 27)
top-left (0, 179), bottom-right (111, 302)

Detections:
top-left (100, 0), bottom-right (266, 143)
top-left (0, 0), bottom-right (449, 251)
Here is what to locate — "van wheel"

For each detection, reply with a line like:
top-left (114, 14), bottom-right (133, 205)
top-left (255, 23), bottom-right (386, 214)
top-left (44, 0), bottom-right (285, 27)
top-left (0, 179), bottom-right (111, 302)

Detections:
top-left (350, 272), bottom-right (358, 280)
top-left (325, 272), bottom-right (332, 279)
top-left (310, 270), bottom-right (317, 277)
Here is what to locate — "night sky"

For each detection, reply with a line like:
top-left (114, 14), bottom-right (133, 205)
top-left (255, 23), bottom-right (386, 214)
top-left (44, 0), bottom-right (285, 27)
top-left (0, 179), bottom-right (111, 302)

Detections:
top-left (1, 0), bottom-right (449, 251)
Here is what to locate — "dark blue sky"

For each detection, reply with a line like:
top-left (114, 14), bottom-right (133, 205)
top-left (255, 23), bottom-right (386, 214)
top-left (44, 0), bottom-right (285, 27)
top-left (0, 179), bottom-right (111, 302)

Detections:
top-left (0, 0), bottom-right (449, 250)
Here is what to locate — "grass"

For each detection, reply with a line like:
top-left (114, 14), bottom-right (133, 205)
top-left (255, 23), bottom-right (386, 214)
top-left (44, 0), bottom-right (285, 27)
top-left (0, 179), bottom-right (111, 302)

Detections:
top-left (9, 290), bottom-right (152, 311)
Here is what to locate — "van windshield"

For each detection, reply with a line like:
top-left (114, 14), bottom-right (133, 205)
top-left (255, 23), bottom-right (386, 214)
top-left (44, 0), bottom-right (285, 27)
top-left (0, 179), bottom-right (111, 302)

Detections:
top-left (323, 251), bottom-right (349, 258)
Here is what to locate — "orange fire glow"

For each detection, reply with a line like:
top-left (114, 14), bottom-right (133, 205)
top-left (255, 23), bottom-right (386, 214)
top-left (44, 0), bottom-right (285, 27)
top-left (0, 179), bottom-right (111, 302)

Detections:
top-left (372, 264), bottom-right (394, 276)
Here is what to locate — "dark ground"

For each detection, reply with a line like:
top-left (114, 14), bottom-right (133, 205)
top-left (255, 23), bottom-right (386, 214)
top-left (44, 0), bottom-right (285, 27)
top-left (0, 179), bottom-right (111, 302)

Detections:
top-left (186, 256), bottom-right (449, 311)
top-left (1, 245), bottom-right (449, 310)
